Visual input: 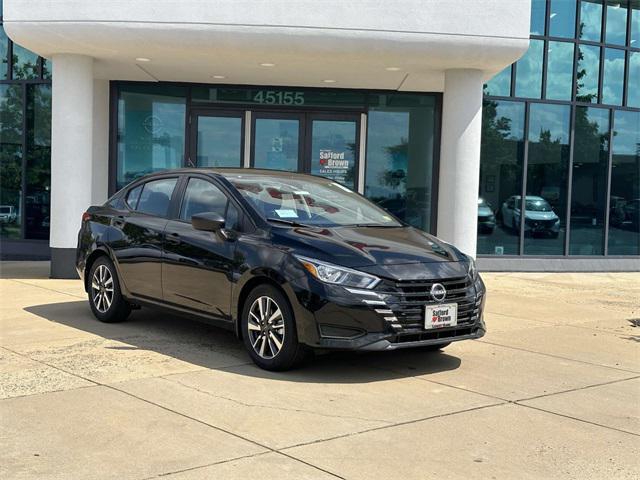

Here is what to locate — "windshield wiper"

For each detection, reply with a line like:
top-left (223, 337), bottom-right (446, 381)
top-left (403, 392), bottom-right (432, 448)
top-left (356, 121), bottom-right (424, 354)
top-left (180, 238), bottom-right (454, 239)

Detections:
top-left (266, 218), bottom-right (311, 227)
top-left (351, 223), bottom-right (400, 228)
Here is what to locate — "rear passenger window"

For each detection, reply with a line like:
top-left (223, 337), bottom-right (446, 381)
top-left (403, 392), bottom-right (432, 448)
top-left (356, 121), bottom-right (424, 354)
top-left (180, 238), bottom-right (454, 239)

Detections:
top-left (136, 178), bottom-right (178, 217)
top-left (180, 178), bottom-right (228, 221)
top-left (126, 185), bottom-right (143, 209)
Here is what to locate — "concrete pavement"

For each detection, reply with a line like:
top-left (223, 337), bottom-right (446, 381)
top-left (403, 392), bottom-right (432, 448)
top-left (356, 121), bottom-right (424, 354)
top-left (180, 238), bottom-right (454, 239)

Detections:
top-left (1, 261), bottom-right (639, 479)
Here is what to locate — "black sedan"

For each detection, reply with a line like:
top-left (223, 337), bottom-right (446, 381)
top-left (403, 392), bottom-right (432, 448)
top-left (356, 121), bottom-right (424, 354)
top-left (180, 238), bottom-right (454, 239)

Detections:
top-left (76, 169), bottom-right (486, 370)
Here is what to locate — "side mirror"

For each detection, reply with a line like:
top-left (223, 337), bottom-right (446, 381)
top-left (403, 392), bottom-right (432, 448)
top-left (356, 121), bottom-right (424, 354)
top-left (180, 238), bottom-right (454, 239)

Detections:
top-left (191, 212), bottom-right (225, 232)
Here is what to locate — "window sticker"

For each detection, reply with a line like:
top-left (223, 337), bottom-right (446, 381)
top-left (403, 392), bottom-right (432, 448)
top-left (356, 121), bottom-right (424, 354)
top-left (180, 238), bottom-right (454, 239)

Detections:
top-left (275, 209), bottom-right (299, 218)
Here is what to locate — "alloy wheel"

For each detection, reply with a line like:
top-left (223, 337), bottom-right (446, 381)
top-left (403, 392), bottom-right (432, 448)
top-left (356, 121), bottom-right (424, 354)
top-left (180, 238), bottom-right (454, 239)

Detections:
top-left (91, 264), bottom-right (114, 313)
top-left (247, 295), bottom-right (285, 359)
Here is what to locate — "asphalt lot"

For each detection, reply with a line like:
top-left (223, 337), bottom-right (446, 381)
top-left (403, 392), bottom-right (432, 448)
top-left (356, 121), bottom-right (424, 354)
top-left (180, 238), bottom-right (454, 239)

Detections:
top-left (1, 261), bottom-right (639, 479)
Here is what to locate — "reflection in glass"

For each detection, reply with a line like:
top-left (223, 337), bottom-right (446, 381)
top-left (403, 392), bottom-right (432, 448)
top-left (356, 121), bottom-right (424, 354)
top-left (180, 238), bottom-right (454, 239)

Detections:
top-left (484, 66), bottom-right (511, 97)
top-left (365, 97), bottom-right (436, 232)
top-left (310, 120), bottom-right (357, 189)
top-left (515, 39), bottom-right (544, 98)
top-left (579, 0), bottom-right (603, 41)
top-left (605, 1), bottom-right (627, 45)
top-left (0, 25), bottom-right (7, 79)
top-left (11, 43), bottom-right (38, 80)
top-left (576, 44), bottom-right (600, 102)
top-left (253, 118), bottom-right (299, 171)
top-left (531, 0), bottom-right (547, 34)
top-left (0, 84), bottom-right (23, 239)
top-left (632, 1), bottom-right (640, 45)
top-left (608, 110), bottom-right (640, 255)
top-left (478, 100), bottom-right (525, 255)
top-left (25, 85), bottom-right (51, 240)
top-left (602, 48), bottom-right (625, 105)
top-left (570, 107), bottom-right (609, 254)
top-left (116, 85), bottom-right (186, 189)
top-left (524, 103), bottom-right (571, 255)
top-left (547, 41), bottom-right (574, 100)
top-left (627, 52), bottom-right (640, 107)
top-left (42, 59), bottom-right (51, 80)
top-left (549, 0), bottom-right (577, 37)
top-left (196, 116), bottom-right (242, 167)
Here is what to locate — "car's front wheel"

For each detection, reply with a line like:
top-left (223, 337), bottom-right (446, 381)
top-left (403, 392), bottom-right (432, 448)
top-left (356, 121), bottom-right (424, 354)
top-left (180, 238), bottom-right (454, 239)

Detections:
top-left (241, 284), bottom-right (308, 371)
top-left (88, 256), bottom-right (131, 323)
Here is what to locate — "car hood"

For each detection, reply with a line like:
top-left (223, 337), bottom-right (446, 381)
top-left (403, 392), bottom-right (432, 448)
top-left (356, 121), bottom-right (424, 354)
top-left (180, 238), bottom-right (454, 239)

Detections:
top-left (525, 211), bottom-right (558, 220)
top-left (272, 225), bottom-right (466, 274)
top-left (478, 206), bottom-right (493, 216)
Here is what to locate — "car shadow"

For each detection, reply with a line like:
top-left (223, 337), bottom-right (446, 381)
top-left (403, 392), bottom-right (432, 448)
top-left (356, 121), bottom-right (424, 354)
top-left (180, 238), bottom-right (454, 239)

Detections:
top-left (24, 300), bottom-right (462, 383)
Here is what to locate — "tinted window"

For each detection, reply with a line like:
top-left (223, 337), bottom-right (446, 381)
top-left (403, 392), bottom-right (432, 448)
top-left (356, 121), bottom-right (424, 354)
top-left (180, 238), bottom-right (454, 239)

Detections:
top-left (531, 0), bottom-right (547, 35)
top-left (136, 178), bottom-right (177, 217)
top-left (576, 45), bottom-right (600, 102)
top-left (515, 39), bottom-right (544, 98)
top-left (180, 178), bottom-right (228, 221)
top-left (484, 66), bottom-right (511, 97)
top-left (225, 202), bottom-right (241, 231)
top-left (126, 185), bottom-right (143, 209)
top-left (602, 48), bottom-right (625, 105)
top-left (605, 1), bottom-right (627, 45)
top-left (546, 41), bottom-right (574, 100)
top-left (549, 0), bottom-right (577, 38)
top-left (629, 52), bottom-right (640, 108)
top-left (580, 0), bottom-right (603, 41)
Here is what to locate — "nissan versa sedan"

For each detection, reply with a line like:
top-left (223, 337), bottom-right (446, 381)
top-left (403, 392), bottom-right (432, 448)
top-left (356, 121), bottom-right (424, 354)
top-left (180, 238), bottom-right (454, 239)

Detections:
top-left (76, 169), bottom-right (486, 370)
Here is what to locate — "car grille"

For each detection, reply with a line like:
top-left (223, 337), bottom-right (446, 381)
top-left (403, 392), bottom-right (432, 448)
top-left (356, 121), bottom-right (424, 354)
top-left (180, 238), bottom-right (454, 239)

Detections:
top-left (526, 218), bottom-right (556, 228)
top-left (374, 276), bottom-right (479, 330)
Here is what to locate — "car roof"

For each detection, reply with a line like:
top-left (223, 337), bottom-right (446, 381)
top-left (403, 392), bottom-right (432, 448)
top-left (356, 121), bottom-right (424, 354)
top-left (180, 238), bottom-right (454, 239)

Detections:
top-left (134, 168), bottom-right (334, 183)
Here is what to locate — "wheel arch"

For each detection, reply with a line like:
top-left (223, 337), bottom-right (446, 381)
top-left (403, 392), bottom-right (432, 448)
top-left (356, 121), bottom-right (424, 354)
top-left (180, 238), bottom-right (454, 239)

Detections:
top-left (83, 247), bottom-right (112, 292)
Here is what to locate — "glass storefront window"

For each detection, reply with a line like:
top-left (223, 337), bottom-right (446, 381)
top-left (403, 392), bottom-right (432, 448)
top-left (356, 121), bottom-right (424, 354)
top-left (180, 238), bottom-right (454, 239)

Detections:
top-left (579, 0), bottom-right (603, 41)
top-left (478, 100), bottom-right (525, 255)
top-left (253, 117), bottom-right (300, 171)
top-left (515, 39), bottom-right (544, 98)
top-left (608, 110), bottom-right (640, 254)
top-left (11, 43), bottom-right (39, 80)
top-left (602, 48), bottom-right (625, 105)
top-left (531, 0), bottom-right (547, 35)
top-left (632, 0), bottom-right (640, 45)
top-left (628, 52), bottom-right (640, 107)
top-left (484, 66), bottom-right (511, 97)
top-left (605, 0), bottom-right (628, 45)
top-left (550, 0), bottom-right (577, 38)
top-left (310, 119), bottom-right (358, 189)
top-left (576, 44), bottom-right (600, 102)
top-left (116, 85), bottom-right (186, 189)
top-left (42, 59), bottom-right (51, 80)
top-left (524, 103), bottom-right (571, 255)
top-left (0, 84), bottom-right (23, 239)
top-left (0, 24), bottom-right (8, 79)
top-left (25, 85), bottom-right (51, 240)
top-left (547, 41), bottom-right (575, 100)
top-left (365, 97), bottom-right (436, 232)
top-left (570, 107), bottom-right (609, 254)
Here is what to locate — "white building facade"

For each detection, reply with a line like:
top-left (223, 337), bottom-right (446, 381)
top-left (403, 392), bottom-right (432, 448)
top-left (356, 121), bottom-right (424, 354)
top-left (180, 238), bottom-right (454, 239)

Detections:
top-left (4, 0), bottom-right (534, 277)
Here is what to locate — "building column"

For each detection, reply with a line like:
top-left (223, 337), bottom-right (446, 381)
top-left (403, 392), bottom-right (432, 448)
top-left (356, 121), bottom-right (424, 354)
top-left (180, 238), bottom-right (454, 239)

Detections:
top-left (50, 54), bottom-right (94, 278)
top-left (437, 69), bottom-right (484, 258)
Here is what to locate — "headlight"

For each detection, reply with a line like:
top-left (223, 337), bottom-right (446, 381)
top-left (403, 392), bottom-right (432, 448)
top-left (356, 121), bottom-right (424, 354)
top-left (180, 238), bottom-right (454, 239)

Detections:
top-left (467, 256), bottom-right (478, 280)
top-left (294, 255), bottom-right (380, 289)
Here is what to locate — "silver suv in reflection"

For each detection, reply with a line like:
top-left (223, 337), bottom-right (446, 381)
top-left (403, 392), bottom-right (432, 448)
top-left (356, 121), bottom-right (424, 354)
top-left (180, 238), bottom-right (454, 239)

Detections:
top-left (501, 195), bottom-right (560, 237)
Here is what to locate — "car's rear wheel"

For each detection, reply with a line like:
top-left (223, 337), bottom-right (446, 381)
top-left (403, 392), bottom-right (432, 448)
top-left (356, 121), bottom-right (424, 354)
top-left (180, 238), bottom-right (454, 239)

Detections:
top-left (241, 284), bottom-right (308, 371)
top-left (88, 256), bottom-right (131, 323)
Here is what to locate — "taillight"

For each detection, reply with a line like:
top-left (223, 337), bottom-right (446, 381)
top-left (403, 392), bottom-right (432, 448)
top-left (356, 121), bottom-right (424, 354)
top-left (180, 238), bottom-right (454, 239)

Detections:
top-left (82, 211), bottom-right (92, 222)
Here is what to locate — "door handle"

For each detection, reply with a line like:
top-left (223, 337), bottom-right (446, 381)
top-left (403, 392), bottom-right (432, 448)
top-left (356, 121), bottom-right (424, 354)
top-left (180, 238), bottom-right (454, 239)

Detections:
top-left (166, 232), bottom-right (181, 245)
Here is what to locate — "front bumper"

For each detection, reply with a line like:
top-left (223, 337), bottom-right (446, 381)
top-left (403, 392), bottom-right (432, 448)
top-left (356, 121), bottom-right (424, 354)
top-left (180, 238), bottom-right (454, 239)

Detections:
top-left (287, 272), bottom-right (486, 351)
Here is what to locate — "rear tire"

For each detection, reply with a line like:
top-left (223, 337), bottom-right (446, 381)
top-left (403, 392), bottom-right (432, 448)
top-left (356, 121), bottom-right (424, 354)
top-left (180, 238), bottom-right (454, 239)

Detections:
top-left (88, 256), bottom-right (131, 323)
top-left (241, 284), bottom-right (309, 371)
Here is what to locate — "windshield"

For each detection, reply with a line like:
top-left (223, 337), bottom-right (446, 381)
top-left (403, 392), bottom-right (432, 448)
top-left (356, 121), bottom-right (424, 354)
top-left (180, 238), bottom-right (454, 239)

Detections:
top-left (525, 199), bottom-right (553, 212)
top-left (0, 207), bottom-right (10, 214)
top-left (224, 173), bottom-right (402, 227)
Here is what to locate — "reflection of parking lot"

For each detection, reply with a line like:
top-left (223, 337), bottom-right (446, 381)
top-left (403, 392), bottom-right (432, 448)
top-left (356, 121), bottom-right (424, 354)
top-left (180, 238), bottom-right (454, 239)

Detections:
top-left (479, 222), bottom-right (639, 256)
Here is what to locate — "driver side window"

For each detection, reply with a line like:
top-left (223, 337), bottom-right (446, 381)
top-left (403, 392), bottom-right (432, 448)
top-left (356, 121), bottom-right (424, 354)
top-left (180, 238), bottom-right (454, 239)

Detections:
top-left (180, 178), bottom-right (228, 221)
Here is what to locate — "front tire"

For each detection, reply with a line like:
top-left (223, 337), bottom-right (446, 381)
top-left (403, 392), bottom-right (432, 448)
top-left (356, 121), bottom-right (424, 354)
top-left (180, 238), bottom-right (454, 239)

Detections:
top-left (241, 284), bottom-right (308, 371)
top-left (88, 256), bottom-right (131, 323)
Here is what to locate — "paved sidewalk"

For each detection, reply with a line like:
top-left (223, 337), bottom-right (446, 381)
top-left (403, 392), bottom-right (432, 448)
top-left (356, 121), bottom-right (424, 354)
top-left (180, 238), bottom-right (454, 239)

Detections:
top-left (1, 261), bottom-right (639, 479)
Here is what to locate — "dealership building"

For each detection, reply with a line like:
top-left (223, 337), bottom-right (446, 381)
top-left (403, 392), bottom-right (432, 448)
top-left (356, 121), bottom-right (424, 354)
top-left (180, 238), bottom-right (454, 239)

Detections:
top-left (0, 0), bottom-right (638, 278)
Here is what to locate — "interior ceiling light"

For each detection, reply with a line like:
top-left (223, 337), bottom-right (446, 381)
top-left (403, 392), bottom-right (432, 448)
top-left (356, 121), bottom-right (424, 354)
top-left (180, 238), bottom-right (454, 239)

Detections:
top-left (323, 79), bottom-right (336, 83)
top-left (212, 75), bottom-right (226, 79)
top-left (385, 67), bottom-right (401, 71)
top-left (135, 57), bottom-right (151, 62)
top-left (260, 63), bottom-right (276, 67)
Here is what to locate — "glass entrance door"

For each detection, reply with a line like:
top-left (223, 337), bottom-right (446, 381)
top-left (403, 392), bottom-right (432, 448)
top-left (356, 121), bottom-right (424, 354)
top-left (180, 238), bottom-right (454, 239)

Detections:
top-left (190, 111), bottom-right (244, 168)
top-left (306, 114), bottom-right (360, 189)
top-left (251, 113), bottom-right (303, 171)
